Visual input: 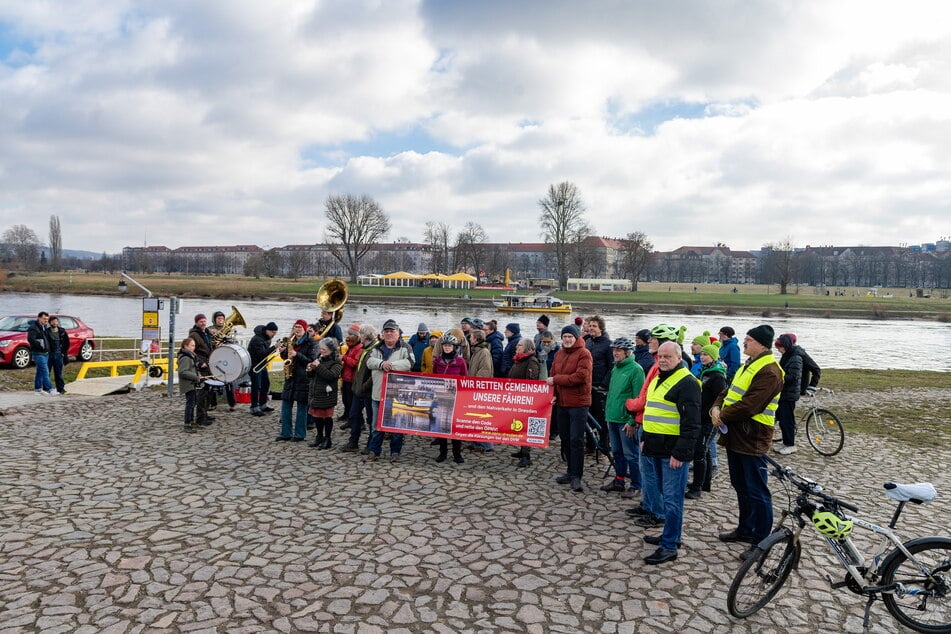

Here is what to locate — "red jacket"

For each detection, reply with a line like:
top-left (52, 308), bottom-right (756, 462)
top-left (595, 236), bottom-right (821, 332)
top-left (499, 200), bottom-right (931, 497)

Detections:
top-left (550, 338), bottom-right (593, 407)
top-left (341, 342), bottom-right (362, 383)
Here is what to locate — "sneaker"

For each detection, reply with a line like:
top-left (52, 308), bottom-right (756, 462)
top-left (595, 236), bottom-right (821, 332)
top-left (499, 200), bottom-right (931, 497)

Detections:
top-left (261, 406), bottom-right (275, 413)
top-left (555, 473), bottom-right (573, 485)
top-left (35, 390), bottom-right (47, 395)
top-left (389, 454), bottom-right (400, 463)
top-left (600, 479), bottom-right (626, 493)
top-left (739, 547), bottom-right (760, 562)
top-left (621, 488), bottom-right (640, 499)
top-left (776, 444), bottom-right (797, 455)
top-left (362, 453), bottom-right (380, 462)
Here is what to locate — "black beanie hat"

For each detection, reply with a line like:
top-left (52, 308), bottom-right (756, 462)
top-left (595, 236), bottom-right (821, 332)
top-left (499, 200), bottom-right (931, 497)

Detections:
top-left (537, 314), bottom-right (550, 327)
top-left (561, 324), bottom-right (580, 338)
top-left (746, 324), bottom-right (774, 348)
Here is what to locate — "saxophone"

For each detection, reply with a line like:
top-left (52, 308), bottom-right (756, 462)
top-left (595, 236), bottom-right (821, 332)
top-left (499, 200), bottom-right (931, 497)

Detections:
top-left (283, 335), bottom-right (297, 379)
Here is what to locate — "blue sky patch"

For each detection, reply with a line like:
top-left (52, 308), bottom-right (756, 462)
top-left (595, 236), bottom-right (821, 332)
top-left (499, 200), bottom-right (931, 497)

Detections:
top-left (0, 21), bottom-right (36, 65)
top-left (608, 98), bottom-right (709, 136)
top-left (300, 125), bottom-right (463, 168)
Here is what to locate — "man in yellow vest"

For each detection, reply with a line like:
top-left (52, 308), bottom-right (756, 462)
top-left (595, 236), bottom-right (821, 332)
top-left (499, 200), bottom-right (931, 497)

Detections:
top-left (640, 341), bottom-right (700, 565)
top-left (711, 324), bottom-right (784, 562)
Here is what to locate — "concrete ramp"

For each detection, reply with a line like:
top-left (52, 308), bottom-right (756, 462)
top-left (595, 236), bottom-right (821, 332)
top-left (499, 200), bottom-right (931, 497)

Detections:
top-left (66, 376), bottom-right (133, 396)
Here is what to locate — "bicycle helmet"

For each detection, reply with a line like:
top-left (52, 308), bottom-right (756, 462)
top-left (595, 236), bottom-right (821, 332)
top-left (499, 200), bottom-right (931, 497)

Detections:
top-left (439, 334), bottom-right (459, 346)
top-left (610, 337), bottom-right (635, 351)
top-left (470, 318), bottom-right (485, 330)
top-left (650, 323), bottom-right (679, 342)
top-left (811, 509), bottom-right (853, 540)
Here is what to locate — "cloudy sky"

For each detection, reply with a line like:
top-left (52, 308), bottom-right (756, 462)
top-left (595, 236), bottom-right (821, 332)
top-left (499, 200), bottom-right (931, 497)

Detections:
top-left (1, 1), bottom-right (949, 255)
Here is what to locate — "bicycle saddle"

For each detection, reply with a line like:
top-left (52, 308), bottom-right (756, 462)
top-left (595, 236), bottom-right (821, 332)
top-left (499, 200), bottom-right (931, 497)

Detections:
top-left (883, 482), bottom-right (937, 504)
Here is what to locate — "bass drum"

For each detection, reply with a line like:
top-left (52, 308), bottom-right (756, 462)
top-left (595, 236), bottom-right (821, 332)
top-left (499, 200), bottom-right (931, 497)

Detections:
top-left (209, 343), bottom-right (251, 383)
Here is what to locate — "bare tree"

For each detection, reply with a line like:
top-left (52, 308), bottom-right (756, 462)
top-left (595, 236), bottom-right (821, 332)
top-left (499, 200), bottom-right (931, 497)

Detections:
top-left (324, 194), bottom-right (391, 282)
top-left (618, 231), bottom-right (654, 291)
top-left (764, 238), bottom-right (796, 294)
top-left (286, 250), bottom-right (308, 280)
top-left (454, 222), bottom-right (488, 277)
top-left (424, 221), bottom-right (452, 273)
top-left (568, 224), bottom-right (596, 277)
top-left (3, 224), bottom-right (42, 270)
top-left (538, 181), bottom-right (587, 291)
top-left (48, 215), bottom-right (63, 271)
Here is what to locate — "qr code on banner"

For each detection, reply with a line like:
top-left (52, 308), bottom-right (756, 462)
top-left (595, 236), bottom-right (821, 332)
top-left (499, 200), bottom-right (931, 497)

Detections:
top-left (526, 416), bottom-right (547, 438)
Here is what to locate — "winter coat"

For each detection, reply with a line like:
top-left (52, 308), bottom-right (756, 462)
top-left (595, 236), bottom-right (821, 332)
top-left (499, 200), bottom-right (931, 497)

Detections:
top-left (281, 333), bottom-right (317, 403)
top-left (365, 338), bottom-right (413, 401)
top-left (177, 349), bottom-right (200, 394)
top-left (715, 350), bottom-right (784, 456)
top-left (549, 337), bottom-right (593, 408)
top-left (486, 330), bottom-right (505, 376)
top-left (501, 325), bottom-right (521, 376)
top-left (719, 336), bottom-right (741, 381)
top-left (307, 354), bottom-right (343, 410)
top-left (777, 340), bottom-right (803, 403)
top-left (341, 341), bottom-right (362, 383)
top-left (352, 339), bottom-right (381, 398)
top-left (699, 361), bottom-right (727, 427)
top-left (316, 321), bottom-right (343, 344)
top-left (408, 332), bottom-right (430, 372)
top-left (797, 346), bottom-right (821, 395)
top-left (27, 320), bottom-right (50, 354)
top-left (468, 342), bottom-right (494, 378)
top-left (434, 352), bottom-right (468, 376)
top-left (247, 325), bottom-right (273, 367)
top-left (605, 355), bottom-right (644, 425)
top-left (421, 343), bottom-right (437, 374)
top-left (690, 355), bottom-right (703, 377)
top-left (640, 367), bottom-right (701, 462)
top-left (633, 344), bottom-right (655, 375)
top-left (585, 333), bottom-right (614, 389)
top-left (188, 325), bottom-right (213, 365)
top-left (508, 354), bottom-right (540, 380)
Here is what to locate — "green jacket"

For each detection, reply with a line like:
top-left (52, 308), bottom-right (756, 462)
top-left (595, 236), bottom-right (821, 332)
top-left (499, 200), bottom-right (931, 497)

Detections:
top-left (605, 355), bottom-right (645, 424)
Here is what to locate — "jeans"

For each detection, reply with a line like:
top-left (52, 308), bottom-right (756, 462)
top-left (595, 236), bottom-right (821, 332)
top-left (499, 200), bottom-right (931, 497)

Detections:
top-left (50, 352), bottom-right (66, 393)
top-left (184, 390), bottom-right (196, 425)
top-left (280, 398), bottom-right (307, 439)
top-left (33, 353), bottom-right (53, 392)
top-left (250, 370), bottom-right (270, 408)
top-left (341, 380), bottom-right (354, 420)
top-left (641, 454), bottom-right (691, 550)
top-left (349, 394), bottom-right (373, 446)
top-left (637, 426), bottom-right (664, 518)
top-left (727, 450), bottom-right (774, 542)
top-left (557, 405), bottom-right (588, 478)
top-left (708, 434), bottom-right (719, 467)
top-left (607, 422), bottom-right (639, 485)
top-left (777, 399), bottom-right (797, 446)
top-left (368, 399), bottom-right (403, 456)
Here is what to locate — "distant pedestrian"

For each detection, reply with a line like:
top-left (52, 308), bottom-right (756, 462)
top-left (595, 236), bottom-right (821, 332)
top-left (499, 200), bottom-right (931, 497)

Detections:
top-left (27, 311), bottom-right (54, 395)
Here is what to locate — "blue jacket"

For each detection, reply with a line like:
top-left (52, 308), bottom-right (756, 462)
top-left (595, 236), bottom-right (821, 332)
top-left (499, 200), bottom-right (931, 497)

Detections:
top-left (408, 332), bottom-right (430, 372)
top-left (486, 330), bottom-right (505, 377)
top-left (633, 344), bottom-right (655, 375)
top-left (501, 324), bottom-right (521, 376)
top-left (719, 336), bottom-right (741, 381)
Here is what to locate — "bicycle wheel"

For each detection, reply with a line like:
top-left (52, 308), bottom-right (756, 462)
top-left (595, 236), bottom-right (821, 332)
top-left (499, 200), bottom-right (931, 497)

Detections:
top-left (802, 408), bottom-right (844, 456)
top-left (727, 530), bottom-right (800, 618)
top-left (880, 537), bottom-right (951, 633)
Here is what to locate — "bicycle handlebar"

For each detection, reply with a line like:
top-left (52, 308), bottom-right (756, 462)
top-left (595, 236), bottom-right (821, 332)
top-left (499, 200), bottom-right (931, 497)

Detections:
top-left (763, 454), bottom-right (860, 513)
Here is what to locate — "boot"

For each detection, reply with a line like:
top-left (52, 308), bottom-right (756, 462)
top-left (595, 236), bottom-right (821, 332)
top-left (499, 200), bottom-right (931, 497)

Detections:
top-left (320, 437), bottom-right (332, 450)
top-left (339, 441), bottom-right (358, 453)
top-left (308, 434), bottom-right (324, 448)
top-left (517, 454), bottom-right (531, 468)
top-left (452, 449), bottom-right (464, 464)
top-left (250, 405), bottom-right (260, 415)
top-left (183, 423), bottom-right (197, 433)
top-left (435, 450), bottom-right (448, 463)
top-left (684, 484), bottom-right (702, 500)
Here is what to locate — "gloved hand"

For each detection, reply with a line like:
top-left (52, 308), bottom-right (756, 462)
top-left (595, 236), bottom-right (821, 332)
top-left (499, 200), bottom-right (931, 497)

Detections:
top-left (804, 386), bottom-right (817, 397)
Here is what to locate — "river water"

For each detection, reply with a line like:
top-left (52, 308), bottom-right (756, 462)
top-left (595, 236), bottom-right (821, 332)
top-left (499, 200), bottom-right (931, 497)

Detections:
top-left (2, 292), bottom-right (949, 371)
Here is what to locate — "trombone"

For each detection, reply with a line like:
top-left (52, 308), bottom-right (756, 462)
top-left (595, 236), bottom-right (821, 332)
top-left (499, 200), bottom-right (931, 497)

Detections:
top-left (251, 336), bottom-right (288, 374)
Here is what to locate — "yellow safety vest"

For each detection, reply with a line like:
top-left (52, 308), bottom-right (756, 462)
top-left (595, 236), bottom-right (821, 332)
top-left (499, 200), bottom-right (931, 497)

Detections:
top-left (642, 366), bottom-right (694, 435)
top-left (722, 354), bottom-right (783, 427)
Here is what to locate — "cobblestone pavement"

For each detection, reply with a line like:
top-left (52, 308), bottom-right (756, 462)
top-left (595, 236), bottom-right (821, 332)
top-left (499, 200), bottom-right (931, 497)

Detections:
top-left (1, 390), bottom-right (949, 633)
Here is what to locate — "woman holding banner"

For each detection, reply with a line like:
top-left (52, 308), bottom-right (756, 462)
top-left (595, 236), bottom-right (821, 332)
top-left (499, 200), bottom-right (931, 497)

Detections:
top-left (509, 337), bottom-right (541, 468)
top-left (432, 334), bottom-right (468, 464)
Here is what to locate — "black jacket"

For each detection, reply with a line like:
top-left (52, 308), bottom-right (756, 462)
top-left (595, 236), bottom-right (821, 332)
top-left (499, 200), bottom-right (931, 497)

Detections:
top-left (247, 325), bottom-right (273, 366)
top-left (188, 325), bottom-right (212, 365)
top-left (797, 346), bottom-right (821, 395)
top-left (281, 334), bottom-right (317, 403)
top-left (585, 333), bottom-right (614, 388)
top-left (778, 348), bottom-right (803, 402)
top-left (27, 320), bottom-right (50, 354)
top-left (49, 327), bottom-right (70, 362)
top-left (640, 367), bottom-right (701, 462)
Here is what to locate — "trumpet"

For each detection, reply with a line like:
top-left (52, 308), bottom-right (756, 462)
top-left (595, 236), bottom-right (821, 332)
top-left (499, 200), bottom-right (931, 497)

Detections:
top-left (316, 279), bottom-right (348, 339)
top-left (251, 336), bottom-right (288, 374)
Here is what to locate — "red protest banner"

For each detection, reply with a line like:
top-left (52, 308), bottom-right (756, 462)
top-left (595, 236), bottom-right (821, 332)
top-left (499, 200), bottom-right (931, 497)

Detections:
top-left (376, 372), bottom-right (553, 447)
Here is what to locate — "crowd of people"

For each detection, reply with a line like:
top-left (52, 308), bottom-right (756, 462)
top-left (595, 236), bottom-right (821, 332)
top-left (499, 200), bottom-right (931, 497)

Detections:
top-left (174, 307), bottom-right (822, 566)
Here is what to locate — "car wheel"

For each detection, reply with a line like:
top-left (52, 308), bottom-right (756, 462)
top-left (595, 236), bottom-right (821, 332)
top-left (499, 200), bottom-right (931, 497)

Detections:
top-left (79, 340), bottom-right (94, 362)
top-left (12, 347), bottom-right (32, 369)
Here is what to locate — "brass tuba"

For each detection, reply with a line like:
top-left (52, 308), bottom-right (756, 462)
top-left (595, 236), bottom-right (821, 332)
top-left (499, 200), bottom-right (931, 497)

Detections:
top-left (316, 279), bottom-right (348, 339)
top-left (211, 305), bottom-right (246, 346)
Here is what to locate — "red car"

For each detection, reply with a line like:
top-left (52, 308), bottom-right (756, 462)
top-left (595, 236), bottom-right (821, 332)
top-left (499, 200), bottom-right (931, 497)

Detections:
top-left (0, 315), bottom-right (96, 369)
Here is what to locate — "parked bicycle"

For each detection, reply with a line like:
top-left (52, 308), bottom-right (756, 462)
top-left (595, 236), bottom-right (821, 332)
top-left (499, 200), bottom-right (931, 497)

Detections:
top-left (774, 386), bottom-right (845, 456)
top-left (727, 454), bottom-right (949, 633)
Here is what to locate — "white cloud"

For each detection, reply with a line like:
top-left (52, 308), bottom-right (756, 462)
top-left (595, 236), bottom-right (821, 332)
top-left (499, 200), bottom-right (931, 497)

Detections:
top-left (1, 0), bottom-right (950, 254)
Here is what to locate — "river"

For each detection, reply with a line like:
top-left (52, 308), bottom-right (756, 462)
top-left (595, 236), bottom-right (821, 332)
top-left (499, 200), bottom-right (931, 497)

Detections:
top-left (2, 292), bottom-right (949, 371)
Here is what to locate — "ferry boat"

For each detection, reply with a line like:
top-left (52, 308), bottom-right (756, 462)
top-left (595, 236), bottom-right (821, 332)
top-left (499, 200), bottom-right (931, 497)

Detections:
top-left (492, 293), bottom-right (572, 314)
top-left (392, 388), bottom-right (437, 414)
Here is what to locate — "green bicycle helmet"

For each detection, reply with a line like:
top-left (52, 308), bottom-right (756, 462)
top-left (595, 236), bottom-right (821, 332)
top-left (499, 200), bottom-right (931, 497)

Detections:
top-left (650, 323), bottom-right (679, 342)
top-left (811, 509), bottom-right (853, 540)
